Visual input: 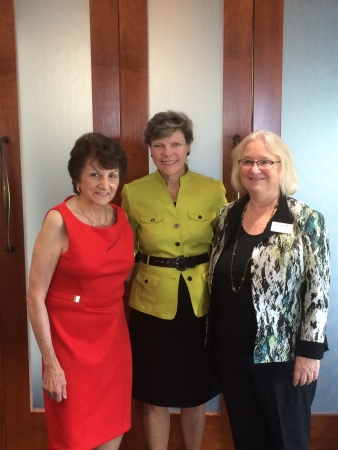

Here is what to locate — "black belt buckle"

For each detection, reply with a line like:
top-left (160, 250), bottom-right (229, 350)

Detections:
top-left (175, 255), bottom-right (189, 271)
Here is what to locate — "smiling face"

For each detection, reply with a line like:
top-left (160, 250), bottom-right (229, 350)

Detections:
top-left (77, 159), bottom-right (120, 206)
top-left (239, 138), bottom-right (281, 198)
top-left (150, 129), bottom-right (190, 180)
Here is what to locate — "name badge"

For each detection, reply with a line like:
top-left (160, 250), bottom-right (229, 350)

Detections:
top-left (271, 221), bottom-right (293, 234)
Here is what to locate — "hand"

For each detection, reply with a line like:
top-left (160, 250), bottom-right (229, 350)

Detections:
top-left (293, 356), bottom-right (320, 386)
top-left (42, 364), bottom-right (67, 402)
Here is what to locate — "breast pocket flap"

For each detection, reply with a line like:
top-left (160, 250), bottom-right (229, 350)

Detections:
top-left (140, 212), bottom-right (164, 224)
top-left (187, 210), bottom-right (211, 222)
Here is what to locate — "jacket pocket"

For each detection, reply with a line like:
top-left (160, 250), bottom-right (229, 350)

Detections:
top-left (140, 212), bottom-right (164, 237)
top-left (135, 270), bottom-right (161, 304)
top-left (187, 210), bottom-right (212, 236)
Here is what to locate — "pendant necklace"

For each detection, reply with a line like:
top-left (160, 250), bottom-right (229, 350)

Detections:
top-left (230, 198), bottom-right (279, 293)
top-left (76, 196), bottom-right (107, 228)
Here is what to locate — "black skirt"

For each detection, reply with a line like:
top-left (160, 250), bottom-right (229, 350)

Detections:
top-left (129, 275), bottom-right (220, 408)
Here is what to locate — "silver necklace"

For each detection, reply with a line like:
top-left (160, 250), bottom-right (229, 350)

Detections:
top-left (230, 199), bottom-right (279, 293)
top-left (76, 196), bottom-right (107, 228)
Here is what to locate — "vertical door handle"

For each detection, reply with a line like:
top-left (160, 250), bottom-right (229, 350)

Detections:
top-left (0, 136), bottom-right (14, 252)
top-left (233, 134), bottom-right (240, 147)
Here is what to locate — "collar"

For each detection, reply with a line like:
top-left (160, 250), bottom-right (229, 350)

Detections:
top-left (225, 194), bottom-right (249, 239)
top-left (260, 194), bottom-right (293, 242)
top-left (154, 164), bottom-right (192, 186)
top-left (226, 194), bottom-right (293, 243)
top-left (271, 195), bottom-right (293, 224)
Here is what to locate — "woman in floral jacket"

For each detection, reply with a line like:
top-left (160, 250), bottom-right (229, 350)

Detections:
top-left (208, 130), bottom-right (330, 450)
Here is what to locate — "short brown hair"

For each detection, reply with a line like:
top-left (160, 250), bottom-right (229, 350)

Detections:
top-left (144, 111), bottom-right (194, 146)
top-left (68, 132), bottom-right (127, 193)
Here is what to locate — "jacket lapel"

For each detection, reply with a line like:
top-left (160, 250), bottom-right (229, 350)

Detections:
top-left (258, 195), bottom-right (294, 244)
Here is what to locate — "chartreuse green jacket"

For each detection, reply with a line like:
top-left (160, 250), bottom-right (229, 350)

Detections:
top-left (121, 168), bottom-right (227, 319)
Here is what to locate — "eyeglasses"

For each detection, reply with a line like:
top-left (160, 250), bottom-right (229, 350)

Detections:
top-left (238, 159), bottom-right (281, 170)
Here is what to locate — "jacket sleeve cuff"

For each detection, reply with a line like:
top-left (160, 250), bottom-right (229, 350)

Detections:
top-left (295, 337), bottom-right (329, 360)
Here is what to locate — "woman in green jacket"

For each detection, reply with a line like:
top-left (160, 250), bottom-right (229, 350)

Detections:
top-left (121, 111), bottom-right (227, 450)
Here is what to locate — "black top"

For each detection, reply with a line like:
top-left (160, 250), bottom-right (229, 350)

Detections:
top-left (213, 225), bottom-right (264, 357)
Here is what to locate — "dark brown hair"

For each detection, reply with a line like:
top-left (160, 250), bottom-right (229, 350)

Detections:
top-left (68, 132), bottom-right (127, 193)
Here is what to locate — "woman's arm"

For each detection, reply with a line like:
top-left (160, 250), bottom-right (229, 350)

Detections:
top-left (293, 209), bottom-right (330, 385)
top-left (27, 210), bottom-right (68, 402)
top-left (298, 210), bottom-right (330, 354)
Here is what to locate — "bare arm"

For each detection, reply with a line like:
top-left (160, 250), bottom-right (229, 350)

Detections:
top-left (27, 210), bottom-right (68, 402)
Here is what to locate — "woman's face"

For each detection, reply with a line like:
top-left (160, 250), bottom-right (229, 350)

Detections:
top-left (150, 129), bottom-right (190, 179)
top-left (77, 159), bottom-right (120, 206)
top-left (239, 138), bottom-right (281, 198)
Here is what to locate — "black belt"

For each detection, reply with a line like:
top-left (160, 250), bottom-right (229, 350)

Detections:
top-left (139, 252), bottom-right (209, 271)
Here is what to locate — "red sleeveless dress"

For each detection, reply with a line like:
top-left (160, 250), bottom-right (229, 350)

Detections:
top-left (44, 199), bottom-right (134, 450)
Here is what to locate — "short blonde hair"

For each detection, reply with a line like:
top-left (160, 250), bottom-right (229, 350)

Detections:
top-left (231, 130), bottom-right (299, 195)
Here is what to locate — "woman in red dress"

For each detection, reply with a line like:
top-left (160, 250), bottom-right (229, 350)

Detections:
top-left (27, 133), bottom-right (134, 450)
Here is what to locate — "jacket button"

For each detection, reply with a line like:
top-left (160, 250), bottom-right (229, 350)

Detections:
top-left (198, 215), bottom-right (202, 219)
top-left (175, 242), bottom-right (180, 246)
top-left (187, 276), bottom-right (192, 281)
top-left (150, 218), bottom-right (155, 222)
top-left (174, 223), bottom-right (179, 228)
top-left (144, 279), bottom-right (148, 283)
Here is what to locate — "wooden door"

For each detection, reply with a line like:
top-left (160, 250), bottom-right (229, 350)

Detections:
top-left (0, 0), bottom-right (47, 448)
top-left (0, 0), bottom-right (283, 449)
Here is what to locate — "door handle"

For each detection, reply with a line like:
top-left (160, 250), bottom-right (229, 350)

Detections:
top-left (0, 136), bottom-right (14, 252)
top-left (233, 134), bottom-right (240, 147)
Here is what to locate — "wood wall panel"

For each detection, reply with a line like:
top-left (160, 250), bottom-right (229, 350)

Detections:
top-left (119, 0), bottom-right (149, 184)
top-left (90, 0), bottom-right (121, 138)
top-left (310, 415), bottom-right (338, 450)
top-left (118, 0), bottom-right (148, 445)
top-left (223, 0), bottom-right (283, 201)
top-left (90, 0), bottom-right (149, 199)
top-left (253, 0), bottom-right (283, 134)
top-left (223, 0), bottom-right (254, 201)
top-left (0, 0), bottom-right (47, 448)
top-left (0, 296), bottom-right (4, 446)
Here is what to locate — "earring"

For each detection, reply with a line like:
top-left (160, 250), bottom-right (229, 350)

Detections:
top-left (76, 185), bottom-right (81, 193)
top-left (187, 151), bottom-right (190, 156)
top-left (150, 154), bottom-right (153, 158)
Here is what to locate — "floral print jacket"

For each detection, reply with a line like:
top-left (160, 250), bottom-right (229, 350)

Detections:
top-left (208, 195), bottom-right (330, 363)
